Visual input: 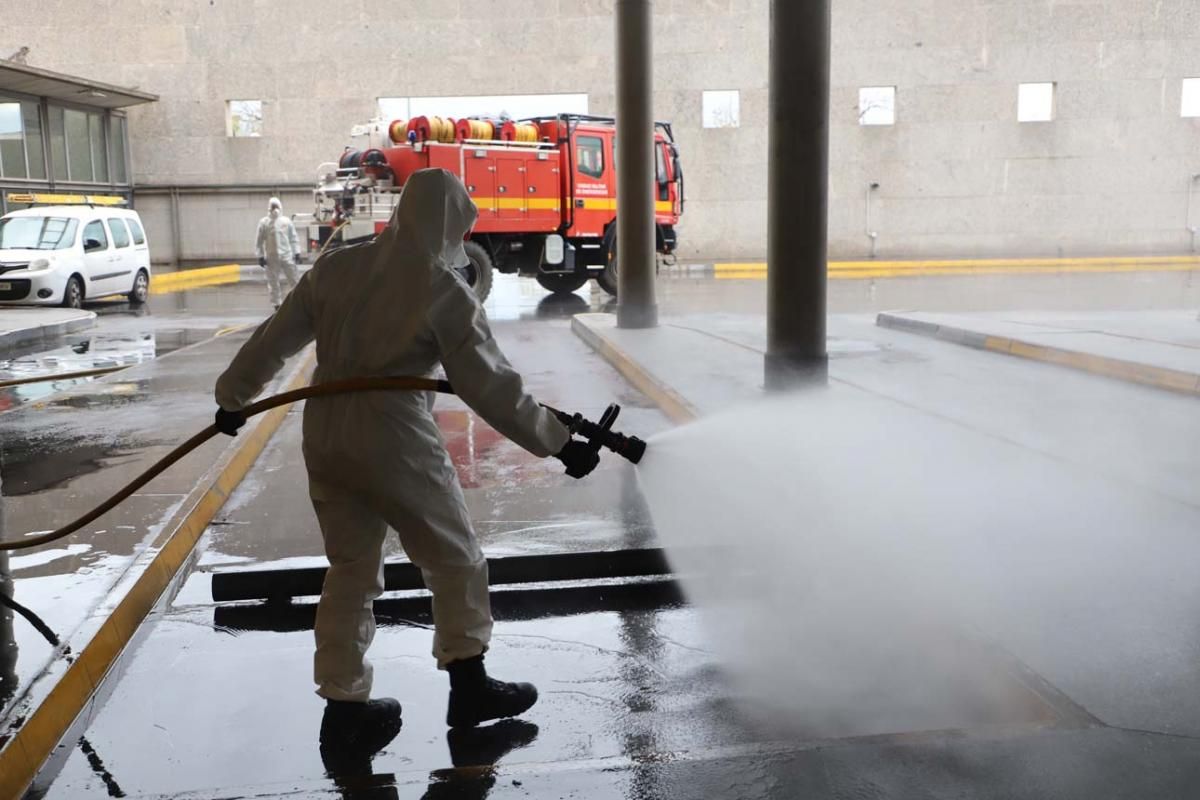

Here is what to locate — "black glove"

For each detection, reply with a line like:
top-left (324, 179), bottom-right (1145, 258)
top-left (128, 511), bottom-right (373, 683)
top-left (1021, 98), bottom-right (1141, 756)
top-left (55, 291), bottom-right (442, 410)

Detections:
top-left (557, 439), bottom-right (600, 479)
top-left (294, 253), bottom-right (304, 265)
top-left (215, 407), bottom-right (246, 437)
top-left (258, 256), bottom-right (267, 268)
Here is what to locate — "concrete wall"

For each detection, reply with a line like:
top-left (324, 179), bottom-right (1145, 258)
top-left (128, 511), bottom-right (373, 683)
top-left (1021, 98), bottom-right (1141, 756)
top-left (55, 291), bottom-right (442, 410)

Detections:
top-left (3, 0), bottom-right (1199, 262)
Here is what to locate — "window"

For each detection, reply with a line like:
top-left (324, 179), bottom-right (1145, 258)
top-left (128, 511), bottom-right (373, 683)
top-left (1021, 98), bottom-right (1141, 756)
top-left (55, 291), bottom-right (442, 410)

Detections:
top-left (82, 219), bottom-right (108, 252)
top-left (227, 100), bottom-right (263, 137)
top-left (127, 217), bottom-right (145, 245)
top-left (64, 108), bottom-right (95, 180)
top-left (1183, 78), bottom-right (1200, 118)
top-left (577, 135), bottom-right (605, 179)
top-left (23, 102), bottom-right (45, 180)
top-left (1018, 82), bottom-right (1055, 122)
top-left (656, 144), bottom-right (671, 200)
top-left (0, 216), bottom-right (78, 250)
top-left (0, 99), bottom-right (25, 178)
top-left (48, 106), bottom-right (67, 180)
top-left (0, 99), bottom-right (45, 179)
top-left (90, 113), bottom-right (108, 182)
top-left (108, 218), bottom-right (131, 248)
top-left (109, 115), bottom-right (127, 183)
top-left (859, 86), bottom-right (896, 126)
top-left (702, 90), bottom-right (740, 129)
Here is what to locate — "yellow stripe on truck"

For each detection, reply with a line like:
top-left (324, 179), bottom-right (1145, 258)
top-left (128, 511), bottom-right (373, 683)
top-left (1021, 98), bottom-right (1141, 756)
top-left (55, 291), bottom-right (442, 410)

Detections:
top-left (468, 197), bottom-right (674, 214)
top-left (470, 197), bottom-right (561, 212)
top-left (576, 199), bottom-right (674, 213)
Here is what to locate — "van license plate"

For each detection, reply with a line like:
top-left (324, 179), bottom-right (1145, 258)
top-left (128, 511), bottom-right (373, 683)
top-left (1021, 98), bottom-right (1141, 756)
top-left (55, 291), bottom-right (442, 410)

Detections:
top-left (0, 282), bottom-right (10, 291)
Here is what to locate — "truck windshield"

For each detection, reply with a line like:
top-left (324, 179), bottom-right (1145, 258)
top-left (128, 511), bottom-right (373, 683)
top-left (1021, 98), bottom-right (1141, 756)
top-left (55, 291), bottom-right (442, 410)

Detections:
top-left (0, 216), bottom-right (79, 250)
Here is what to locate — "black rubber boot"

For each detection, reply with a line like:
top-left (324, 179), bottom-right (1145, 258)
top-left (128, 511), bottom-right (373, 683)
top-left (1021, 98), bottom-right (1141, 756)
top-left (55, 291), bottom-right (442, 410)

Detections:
top-left (319, 697), bottom-right (403, 775)
top-left (445, 655), bottom-right (538, 729)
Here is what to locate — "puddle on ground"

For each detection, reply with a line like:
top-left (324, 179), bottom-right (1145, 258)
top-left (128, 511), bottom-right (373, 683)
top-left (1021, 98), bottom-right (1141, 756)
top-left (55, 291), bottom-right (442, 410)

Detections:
top-left (0, 329), bottom-right (216, 413)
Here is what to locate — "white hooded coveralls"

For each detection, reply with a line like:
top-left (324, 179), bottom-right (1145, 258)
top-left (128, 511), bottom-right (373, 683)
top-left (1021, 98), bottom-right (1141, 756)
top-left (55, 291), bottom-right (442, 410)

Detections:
top-left (256, 198), bottom-right (301, 306)
top-left (216, 170), bottom-right (570, 701)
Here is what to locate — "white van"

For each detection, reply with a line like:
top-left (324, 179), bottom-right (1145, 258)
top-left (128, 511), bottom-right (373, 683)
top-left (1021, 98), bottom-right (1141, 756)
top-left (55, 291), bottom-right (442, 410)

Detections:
top-left (0, 205), bottom-right (152, 308)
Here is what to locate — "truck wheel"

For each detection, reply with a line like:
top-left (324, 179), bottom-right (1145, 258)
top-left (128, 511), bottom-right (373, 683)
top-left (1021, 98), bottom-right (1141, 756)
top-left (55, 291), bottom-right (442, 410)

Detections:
top-left (597, 226), bottom-right (618, 296)
top-left (461, 241), bottom-right (494, 302)
top-left (536, 270), bottom-right (589, 294)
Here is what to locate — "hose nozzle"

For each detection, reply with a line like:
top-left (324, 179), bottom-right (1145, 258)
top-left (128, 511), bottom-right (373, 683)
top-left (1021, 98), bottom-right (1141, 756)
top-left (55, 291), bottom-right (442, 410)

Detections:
top-left (547, 403), bottom-right (646, 464)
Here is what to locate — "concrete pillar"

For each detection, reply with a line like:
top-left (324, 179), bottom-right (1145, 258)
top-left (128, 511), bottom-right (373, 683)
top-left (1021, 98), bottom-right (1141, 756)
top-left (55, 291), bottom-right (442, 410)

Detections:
top-left (615, 0), bottom-right (658, 329)
top-left (169, 188), bottom-right (183, 265)
top-left (765, 0), bottom-right (831, 388)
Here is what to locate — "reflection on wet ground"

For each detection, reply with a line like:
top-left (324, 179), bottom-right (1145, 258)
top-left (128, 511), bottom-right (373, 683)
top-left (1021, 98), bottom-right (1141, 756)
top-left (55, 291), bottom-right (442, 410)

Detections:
top-left (40, 586), bottom-right (1097, 800)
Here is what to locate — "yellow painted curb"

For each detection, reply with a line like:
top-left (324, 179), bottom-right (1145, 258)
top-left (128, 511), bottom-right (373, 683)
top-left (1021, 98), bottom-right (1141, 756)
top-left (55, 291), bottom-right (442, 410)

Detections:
top-left (570, 316), bottom-right (697, 424)
top-left (0, 347), bottom-right (316, 799)
top-left (150, 264), bottom-right (242, 294)
top-left (981, 335), bottom-right (1200, 396)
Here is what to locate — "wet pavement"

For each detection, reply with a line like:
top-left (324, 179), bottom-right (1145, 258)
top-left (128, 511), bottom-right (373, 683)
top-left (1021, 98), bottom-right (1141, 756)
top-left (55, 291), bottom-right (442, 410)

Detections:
top-left (0, 282), bottom-right (269, 414)
top-left (8, 269), bottom-right (1200, 797)
top-left (0, 332), bottom-right (310, 720)
top-left (0, 308), bottom-right (95, 352)
top-left (567, 271), bottom-right (1200, 797)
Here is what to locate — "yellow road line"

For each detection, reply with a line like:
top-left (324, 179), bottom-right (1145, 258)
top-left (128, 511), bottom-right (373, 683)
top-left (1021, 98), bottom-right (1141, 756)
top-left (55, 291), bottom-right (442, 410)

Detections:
top-left (151, 264), bottom-right (242, 294)
top-left (570, 315), bottom-right (697, 424)
top-left (214, 323), bottom-right (253, 338)
top-left (715, 262), bottom-right (1200, 281)
top-left (876, 313), bottom-right (1200, 396)
top-left (714, 255), bottom-right (1200, 278)
top-left (986, 336), bottom-right (1200, 395)
top-left (0, 349), bottom-right (316, 799)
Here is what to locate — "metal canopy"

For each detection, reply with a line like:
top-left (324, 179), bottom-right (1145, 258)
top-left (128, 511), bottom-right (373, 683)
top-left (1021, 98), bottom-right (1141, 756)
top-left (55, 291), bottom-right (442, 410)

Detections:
top-left (0, 61), bottom-right (157, 109)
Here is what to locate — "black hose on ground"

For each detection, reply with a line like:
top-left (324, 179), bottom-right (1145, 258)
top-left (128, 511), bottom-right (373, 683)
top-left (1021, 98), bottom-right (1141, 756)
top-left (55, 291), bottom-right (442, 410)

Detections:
top-left (0, 590), bottom-right (61, 647)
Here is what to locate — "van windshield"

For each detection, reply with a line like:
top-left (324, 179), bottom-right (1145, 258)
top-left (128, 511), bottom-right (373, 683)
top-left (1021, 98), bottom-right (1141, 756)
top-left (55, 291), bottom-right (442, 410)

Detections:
top-left (0, 216), bottom-right (79, 250)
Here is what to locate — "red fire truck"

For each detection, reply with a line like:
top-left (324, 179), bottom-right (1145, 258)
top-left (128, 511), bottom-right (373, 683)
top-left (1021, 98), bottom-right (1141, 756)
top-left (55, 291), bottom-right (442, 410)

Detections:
top-left (297, 114), bottom-right (684, 299)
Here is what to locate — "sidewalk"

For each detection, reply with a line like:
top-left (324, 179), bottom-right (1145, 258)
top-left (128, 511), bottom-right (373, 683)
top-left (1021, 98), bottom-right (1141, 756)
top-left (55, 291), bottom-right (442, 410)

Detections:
top-left (878, 309), bottom-right (1200, 394)
top-left (0, 330), bottom-right (307, 794)
top-left (571, 309), bottom-right (1200, 798)
top-left (0, 308), bottom-right (95, 352)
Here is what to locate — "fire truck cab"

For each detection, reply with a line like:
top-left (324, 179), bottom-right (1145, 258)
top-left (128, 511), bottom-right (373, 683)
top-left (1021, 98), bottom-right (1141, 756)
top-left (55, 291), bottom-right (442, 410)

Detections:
top-left (296, 113), bottom-right (683, 300)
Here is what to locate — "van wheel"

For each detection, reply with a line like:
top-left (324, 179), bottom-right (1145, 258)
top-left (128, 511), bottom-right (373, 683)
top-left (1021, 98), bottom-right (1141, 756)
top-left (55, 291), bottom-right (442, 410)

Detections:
top-left (61, 276), bottom-right (84, 309)
top-left (536, 270), bottom-right (589, 294)
top-left (460, 241), bottom-right (494, 302)
top-left (597, 226), bottom-right (618, 297)
top-left (128, 269), bottom-right (149, 305)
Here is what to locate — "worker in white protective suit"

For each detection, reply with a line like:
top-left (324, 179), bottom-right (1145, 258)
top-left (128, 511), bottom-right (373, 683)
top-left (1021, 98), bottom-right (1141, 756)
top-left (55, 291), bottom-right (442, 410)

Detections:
top-left (255, 196), bottom-right (302, 309)
top-left (213, 169), bottom-right (599, 766)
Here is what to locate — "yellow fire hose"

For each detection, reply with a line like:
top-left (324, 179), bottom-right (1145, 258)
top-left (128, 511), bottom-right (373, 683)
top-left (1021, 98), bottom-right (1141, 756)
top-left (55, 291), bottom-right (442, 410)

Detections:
top-left (0, 376), bottom-right (452, 552)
